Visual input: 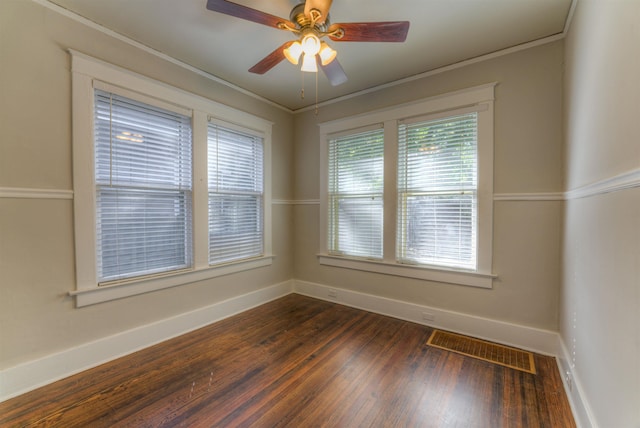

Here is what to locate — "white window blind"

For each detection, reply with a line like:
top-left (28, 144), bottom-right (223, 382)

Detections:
top-left (397, 112), bottom-right (478, 270)
top-left (328, 127), bottom-right (385, 258)
top-left (208, 122), bottom-right (264, 264)
top-left (94, 89), bottom-right (193, 283)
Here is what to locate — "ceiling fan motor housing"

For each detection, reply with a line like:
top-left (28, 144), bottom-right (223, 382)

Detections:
top-left (290, 3), bottom-right (329, 33)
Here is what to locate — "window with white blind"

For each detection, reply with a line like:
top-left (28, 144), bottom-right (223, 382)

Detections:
top-left (94, 90), bottom-right (193, 283)
top-left (208, 122), bottom-right (264, 264)
top-left (397, 113), bottom-right (478, 270)
top-left (71, 51), bottom-right (272, 306)
top-left (320, 84), bottom-right (495, 288)
top-left (327, 127), bottom-right (384, 259)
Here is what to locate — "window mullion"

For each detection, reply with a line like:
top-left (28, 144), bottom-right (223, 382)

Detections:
top-left (192, 111), bottom-right (209, 270)
top-left (383, 120), bottom-right (398, 264)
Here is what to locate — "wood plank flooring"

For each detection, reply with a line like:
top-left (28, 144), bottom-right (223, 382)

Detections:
top-left (0, 294), bottom-right (576, 427)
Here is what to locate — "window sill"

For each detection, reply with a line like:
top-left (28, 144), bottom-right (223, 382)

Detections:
top-left (317, 254), bottom-right (496, 289)
top-left (70, 255), bottom-right (275, 307)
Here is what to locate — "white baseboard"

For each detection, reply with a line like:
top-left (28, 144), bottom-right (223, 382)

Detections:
top-left (294, 279), bottom-right (560, 356)
top-left (2, 275), bottom-right (589, 428)
top-left (556, 338), bottom-right (598, 428)
top-left (0, 280), bottom-right (293, 402)
top-left (294, 279), bottom-right (595, 426)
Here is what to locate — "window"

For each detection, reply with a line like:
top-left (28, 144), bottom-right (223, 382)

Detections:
top-left (327, 127), bottom-right (384, 258)
top-left (94, 89), bottom-right (193, 283)
top-left (320, 84), bottom-right (495, 288)
top-left (208, 122), bottom-right (264, 264)
top-left (71, 51), bottom-right (272, 306)
top-left (397, 113), bottom-right (478, 270)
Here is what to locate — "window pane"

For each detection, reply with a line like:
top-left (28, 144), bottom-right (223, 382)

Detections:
top-left (209, 195), bottom-right (263, 264)
top-left (208, 126), bottom-right (263, 193)
top-left (328, 128), bottom-right (384, 258)
top-left (94, 91), bottom-right (192, 189)
top-left (398, 113), bottom-right (478, 270)
top-left (330, 196), bottom-right (383, 258)
top-left (400, 193), bottom-right (476, 269)
top-left (97, 188), bottom-right (192, 281)
top-left (94, 90), bottom-right (193, 283)
top-left (208, 123), bottom-right (264, 264)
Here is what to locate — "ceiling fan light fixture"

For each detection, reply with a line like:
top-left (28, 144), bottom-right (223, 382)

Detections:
top-left (284, 41), bottom-right (303, 65)
top-left (301, 33), bottom-right (321, 56)
top-left (301, 52), bottom-right (318, 73)
top-left (319, 42), bottom-right (337, 66)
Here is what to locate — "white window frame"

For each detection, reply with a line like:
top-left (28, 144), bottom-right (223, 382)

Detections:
top-left (70, 50), bottom-right (273, 307)
top-left (319, 84), bottom-right (496, 288)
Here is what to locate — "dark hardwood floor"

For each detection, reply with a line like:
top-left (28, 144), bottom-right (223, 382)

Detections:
top-left (0, 294), bottom-right (575, 427)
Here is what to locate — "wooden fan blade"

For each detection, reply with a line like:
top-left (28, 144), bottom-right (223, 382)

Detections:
top-left (320, 58), bottom-right (348, 86)
top-left (328, 21), bottom-right (410, 42)
top-left (206, 0), bottom-right (294, 29)
top-left (248, 41), bottom-right (294, 74)
top-left (304, 0), bottom-right (333, 24)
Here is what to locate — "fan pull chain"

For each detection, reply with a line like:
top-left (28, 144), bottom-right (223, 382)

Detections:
top-left (315, 71), bottom-right (319, 116)
top-left (300, 71), bottom-right (305, 99)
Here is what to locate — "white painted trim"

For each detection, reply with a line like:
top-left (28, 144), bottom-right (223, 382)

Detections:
top-left (69, 51), bottom-right (274, 304)
top-left (71, 256), bottom-right (276, 307)
top-left (70, 50), bottom-right (274, 132)
top-left (563, 0), bottom-right (579, 35)
top-left (0, 281), bottom-right (294, 402)
top-left (274, 182), bottom-right (635, 206)
top-left (272, 199), bottom-right (320, 205)
top-left (493, 192), bottom-right (564, 201)
top-left (293, 280), bottom-right (559, 356)
top-left (318, 83), bottom-right (496, 133)
top-left (318, 255), bottom-right (496, 289)
top-left (0, 187), bottom-right (73, 200)
top-left (280, 195), bottom-right (568, 204)
top-left (565, 168), bottom-right (640, 200)
top-left (1, 280), bottom-right (567, 405)
top-left (319, 84), bottom-right (496, 282)
top-left (557, 337), bottom-right (599, 428)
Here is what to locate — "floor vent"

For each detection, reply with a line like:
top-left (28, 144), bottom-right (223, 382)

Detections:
top-left (427, 330), bottom-right (536, 374)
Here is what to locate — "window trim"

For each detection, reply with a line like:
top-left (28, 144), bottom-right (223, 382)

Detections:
top-left (319, 83), bottom-right (496, 288)
top-left (70, 50), bottom-right (273, 307)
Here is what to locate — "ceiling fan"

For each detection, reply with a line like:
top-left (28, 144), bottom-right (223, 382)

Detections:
top-left (206, 0), bottom-right (410, 86)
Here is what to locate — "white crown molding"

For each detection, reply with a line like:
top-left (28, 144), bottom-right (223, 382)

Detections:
top-left (32, 0), bottom-right (291, 114)
top-left (294, 33), bottom-right (565, 114)
top-left (32, 0), bottom-right (570, 114)
top-left (565, 168), bottom-right (640, 200)
top-left (0, 187), bottom-right (73, 200)
top-left (563, 0), bottom-right (579, 36)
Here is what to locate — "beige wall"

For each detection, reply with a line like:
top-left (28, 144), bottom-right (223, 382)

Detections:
top-left (0, 0), bottom-right (293, 369)
top-left (562, 1), bottom-right (640, 427)
top-left (293, 41), bottom-right (565, 331)
top-left (5, 4), bottom-right (637, 425)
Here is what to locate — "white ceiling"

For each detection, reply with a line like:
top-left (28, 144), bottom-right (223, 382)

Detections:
top-left (48, 0), bottom-right (573, 111)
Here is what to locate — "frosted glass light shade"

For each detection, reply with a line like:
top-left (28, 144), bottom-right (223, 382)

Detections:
top-left (284, 41), bottom-right (303, 65)
top-left (319, 42), bottom-right (337, 66)
top-left (301, 53), bottom-right (318, 72)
